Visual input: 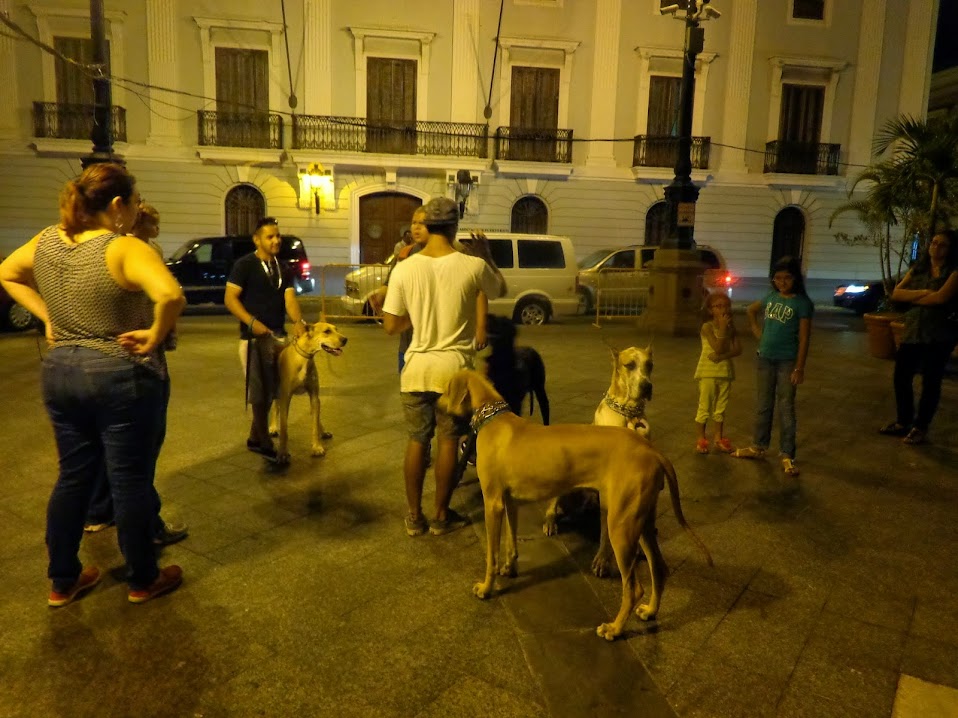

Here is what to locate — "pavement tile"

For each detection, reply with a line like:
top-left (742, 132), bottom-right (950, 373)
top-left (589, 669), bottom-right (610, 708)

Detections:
top-left (778, 656), bottom-right (899, 718)
top-left (910, 597), bottom-right (958, 647)
top-left (802, 610), bottom-right (907, 674)
top-left (667, 651), bottom-right (784, 718)
top-left (416, 675), bottom-right (547, 718)
top-left (900, 634), bottom-right (958, 691)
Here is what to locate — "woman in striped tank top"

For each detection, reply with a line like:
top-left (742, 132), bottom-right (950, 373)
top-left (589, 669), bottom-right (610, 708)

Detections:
top-left (0, 163), bottom-right (185, 607)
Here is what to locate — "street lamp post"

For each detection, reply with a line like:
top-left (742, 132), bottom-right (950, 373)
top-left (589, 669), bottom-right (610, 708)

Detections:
top-left (643, 0), bottom-right (721, 336)
top-left (81, 0), bottom-right (120, 168)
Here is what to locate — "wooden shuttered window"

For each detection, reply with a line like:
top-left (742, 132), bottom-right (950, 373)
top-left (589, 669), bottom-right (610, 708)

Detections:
top-left (224, 185), bottom-right (266, 236)
top-left (647, 76), bottom-right (681, 137)
top-left (366, 58), bottom-right (417, 154)
top-left (214, 48), bottom-right (270, 147)
top-left (509, 66), bottom-right (559, 161)
top-left (792, 0), bottom-right (825, 20)
top-left (778, 84), bottom-right (824, 144)
top-left (54, 37), bottom-right (110, 106)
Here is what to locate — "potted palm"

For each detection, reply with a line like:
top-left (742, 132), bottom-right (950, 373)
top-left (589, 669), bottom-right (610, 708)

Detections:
top-left (831, 112), bottom-right (958, 359)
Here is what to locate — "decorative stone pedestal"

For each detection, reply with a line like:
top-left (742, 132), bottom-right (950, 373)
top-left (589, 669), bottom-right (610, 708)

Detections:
top-left (641, 248), bottom-right (707, 337)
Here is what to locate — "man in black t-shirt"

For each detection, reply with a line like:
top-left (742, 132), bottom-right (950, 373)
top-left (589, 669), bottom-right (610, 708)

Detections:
top-left (224, 217), bottom-right (306, 461)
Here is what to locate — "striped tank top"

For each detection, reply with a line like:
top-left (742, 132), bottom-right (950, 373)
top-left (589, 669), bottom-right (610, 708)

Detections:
top-left (33, 225), bottom-right (166, 377)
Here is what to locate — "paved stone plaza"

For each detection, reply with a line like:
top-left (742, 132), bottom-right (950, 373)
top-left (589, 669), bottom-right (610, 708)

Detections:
top-left (0, 304), bottom-right (956, 718)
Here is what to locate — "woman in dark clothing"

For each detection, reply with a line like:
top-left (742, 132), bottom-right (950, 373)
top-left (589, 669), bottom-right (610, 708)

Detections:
top-left (0, 164), bottom-right (186, 606)
top-left (879, 230), bottom-right (958, 444)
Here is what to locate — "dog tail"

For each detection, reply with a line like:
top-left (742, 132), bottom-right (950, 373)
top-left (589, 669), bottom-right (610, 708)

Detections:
top-left (662, 457), bottom-right (714, 567)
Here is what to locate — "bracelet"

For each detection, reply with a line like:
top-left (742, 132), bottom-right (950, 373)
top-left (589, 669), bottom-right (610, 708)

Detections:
top-left (248, 318), bottom-right (256, 334)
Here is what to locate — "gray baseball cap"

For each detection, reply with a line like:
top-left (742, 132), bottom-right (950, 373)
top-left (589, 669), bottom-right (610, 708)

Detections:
top-left (421, 197), bottom-right (459, 226)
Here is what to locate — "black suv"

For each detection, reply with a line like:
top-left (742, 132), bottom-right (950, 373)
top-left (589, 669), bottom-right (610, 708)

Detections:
top-left (166, 236), bottom-right (315, 304)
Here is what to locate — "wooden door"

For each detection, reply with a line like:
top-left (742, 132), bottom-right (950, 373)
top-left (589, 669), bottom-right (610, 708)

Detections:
top-left (215, 48), bottom-right (270, 147)
top-left (367, 58), bottom-right (417, 154)
top-left (509, 66), bottom-right (559, 161)
top-left (770, 207), bottom-right (806, 272)
top-left (359, 193), bottom-right (423, 265)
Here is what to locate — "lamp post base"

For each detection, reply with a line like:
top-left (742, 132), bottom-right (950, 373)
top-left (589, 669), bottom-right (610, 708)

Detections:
top-left (641, 248), bottom-right (707, 337)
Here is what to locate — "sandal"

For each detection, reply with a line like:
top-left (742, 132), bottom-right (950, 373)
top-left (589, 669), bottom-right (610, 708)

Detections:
top-left (902, 428), bottom-right (926, 445)
top-left (731, 446), bottom-right (765, 459)
top-left (878, 422), bottom-right (909, 437)
top-left (695, 438), bottom-right (710, 454)
top-left (713, 437), bottom-right (734, 453)
top-left (781, 457), bottom-right (800, 477)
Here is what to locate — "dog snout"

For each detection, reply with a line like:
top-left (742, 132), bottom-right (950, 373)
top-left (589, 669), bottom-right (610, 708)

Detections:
top-left (639, 380), bottom-right (653, 401)
top-left (340, 336), bottom-right (348, 346)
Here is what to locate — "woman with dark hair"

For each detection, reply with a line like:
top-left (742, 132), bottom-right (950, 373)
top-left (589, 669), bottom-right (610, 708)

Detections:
top-left (879, 230), bottom-right (958, 444)
top-left (0, 163), bottom-right (185, 606)
top-left (732, 256), bottom-right (814, 477)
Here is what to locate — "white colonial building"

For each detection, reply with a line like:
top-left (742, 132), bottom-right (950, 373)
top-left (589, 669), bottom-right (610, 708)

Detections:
top-left (0, 0), bottom-right (940, 291)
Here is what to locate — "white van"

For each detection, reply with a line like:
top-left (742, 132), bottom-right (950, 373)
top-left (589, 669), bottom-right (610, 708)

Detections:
top-left (455, 232), bottom-right (579, 324)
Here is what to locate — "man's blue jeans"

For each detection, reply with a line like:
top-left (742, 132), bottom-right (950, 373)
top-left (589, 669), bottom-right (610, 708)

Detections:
top-left (753, 355), bottom-right (797, 460)
top-left (42, 347), bottom-right (164, 591)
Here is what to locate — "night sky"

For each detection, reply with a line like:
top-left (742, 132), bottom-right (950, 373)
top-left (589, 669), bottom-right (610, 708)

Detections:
top-left (934, 1), bottom-right (958, 71)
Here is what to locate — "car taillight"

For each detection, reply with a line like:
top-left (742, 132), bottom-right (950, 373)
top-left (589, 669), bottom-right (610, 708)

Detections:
top-left (300, 261), bottom-right (311, 277)
top-left (724, 272), bottom-right (732, 286)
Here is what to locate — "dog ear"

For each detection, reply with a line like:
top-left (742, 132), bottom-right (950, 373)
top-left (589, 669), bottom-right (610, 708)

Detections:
top-left (444, 373), bottom-right (472, 416)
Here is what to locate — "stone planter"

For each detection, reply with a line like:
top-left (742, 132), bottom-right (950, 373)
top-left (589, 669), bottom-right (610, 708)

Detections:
top-left (863, 312), bottom-right (903, 360)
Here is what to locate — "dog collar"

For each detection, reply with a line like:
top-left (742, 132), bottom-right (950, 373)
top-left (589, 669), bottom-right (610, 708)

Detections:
top-left (603, 393), bottom-right (646, 420)
top-left (292, 338), bottom-right (320, 359)
top-left (470, 400), bottom-right (512, 433)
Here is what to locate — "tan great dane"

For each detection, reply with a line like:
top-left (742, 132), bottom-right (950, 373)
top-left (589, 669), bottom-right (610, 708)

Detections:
top-left (543, 345), bottom-right (654, 578)
top-left (439, 369), bottom-right (712, 641)
top-left (274, 321), bottom-right (347, 464)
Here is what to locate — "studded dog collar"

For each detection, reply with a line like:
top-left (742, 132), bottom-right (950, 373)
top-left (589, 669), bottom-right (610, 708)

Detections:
top-left (603, 393), bottom-right (646, 420)
top-left (470, 400), bottom-right (512, 433)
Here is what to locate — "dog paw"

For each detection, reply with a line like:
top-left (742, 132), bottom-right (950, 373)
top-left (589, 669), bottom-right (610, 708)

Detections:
top-left (591, 556), bottom-right (615, 578)
top-left (310, 445), bottom-right (326, 457)
top-left (276, 452), bottom-right (291, 466)
top-left (321, 431), bottom-right (332, 440)
top-left (596, 623), bottom-right (620, 641)
top-left (635, 604), bottom-right (657, 622)
top-left (542, 519), bottom-right (558, 537)
top-left (499, 560), bottom-right (518, 578)
top-left (473, 582), bottom-right (493, 599)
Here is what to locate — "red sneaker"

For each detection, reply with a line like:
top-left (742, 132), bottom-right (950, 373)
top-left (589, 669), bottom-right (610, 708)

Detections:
top-left (128, 565), bottom-right (183, 604)
top-left (49, 566), bottom-right (102, 607)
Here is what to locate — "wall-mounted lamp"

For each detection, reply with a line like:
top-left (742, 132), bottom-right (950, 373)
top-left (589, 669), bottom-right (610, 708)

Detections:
top-left (453, 169), bottom-right (475, 218)
top-left (299, 162), bottom-right (333, 214)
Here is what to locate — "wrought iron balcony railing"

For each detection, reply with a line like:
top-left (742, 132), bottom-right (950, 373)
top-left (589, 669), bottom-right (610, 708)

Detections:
top-left (764, 140), bottom-right (841, 175)
top-left (197, 110), bottom-right (283, 149)
top-left (32, 102), bottom-right (127, 142)
top-left (494, 126), bottom-right (573, 163)
top-left (291, 116), bottom-right (488, 158)
top-left (632, 135), bottom-right (711, 170)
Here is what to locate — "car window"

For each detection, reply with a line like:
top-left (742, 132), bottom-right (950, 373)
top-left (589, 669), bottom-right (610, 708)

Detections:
top-left (579, 249), bottom-right (613, 269)
top-left (280, 236), bottom-right (306, 260)
top-left (640, 249), bottom-right (655, 267)
top-left (603, 249), bottom-right (634, 270)
top-left (211, 242), bottom-right (232, 263)
top-left (193, 243), bottom-right (213, 263)
top-left (232, 239), bottom-right (255, 257)
top-left (170, 242), bottom-right (196, 261)
top-left (518, 240), bottom-right (565, 269)
top-left (489, 239), bottom-right (514, 269)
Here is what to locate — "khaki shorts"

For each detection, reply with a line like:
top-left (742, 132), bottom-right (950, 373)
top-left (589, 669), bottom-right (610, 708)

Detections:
top-left (401, 391), bottom-right (469, 443)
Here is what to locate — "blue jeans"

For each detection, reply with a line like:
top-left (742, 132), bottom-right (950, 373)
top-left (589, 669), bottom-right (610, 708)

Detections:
top-left (754, 355), bottom-right (797, 459)
top-left (43, 347), bottom-right (165, 591)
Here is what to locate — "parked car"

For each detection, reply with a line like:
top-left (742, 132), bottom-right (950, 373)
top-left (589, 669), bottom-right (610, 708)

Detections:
top-left (341, 232), bottom-right (580, 324)
top-left (0, 257), bottom-right (38, 332)
top-left (576, 244), bottom-right (731, 312)
top-left (166, 235), bottom-right (315, 304)
top-left (833, 280), bottom-right (885, 314)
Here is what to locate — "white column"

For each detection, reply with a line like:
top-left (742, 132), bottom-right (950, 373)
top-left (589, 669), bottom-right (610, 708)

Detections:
top-left (898, 0), bottom-right (938, 118)
top-left (146, 0), bottom-right (180, 145)
top-left (719, 0), bottom-right (757, 173)
top-left (451, 0), bottom-right (480, 122)
top-left (0, 0), bottom-right (18, 139)
top-left (847, 0), bottom-right (887, 169)
top-left (304, 0), bottom-right (332, 115)
top-left (586, 0), bottom-right (620, 167)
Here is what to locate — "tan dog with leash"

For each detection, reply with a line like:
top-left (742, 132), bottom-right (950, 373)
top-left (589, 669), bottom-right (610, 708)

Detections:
top-left (439, 369), bottom-right (712, 641)
top-left (275, 321), bottom-right (347, 463)
top-left (544, 345), bottom-right (654, 577)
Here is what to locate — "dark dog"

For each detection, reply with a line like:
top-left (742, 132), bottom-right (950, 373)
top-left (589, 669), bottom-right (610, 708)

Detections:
top-left (456, 314), bottom-right (550, 482)
top-left (484, 314), bottom-right (550, 424)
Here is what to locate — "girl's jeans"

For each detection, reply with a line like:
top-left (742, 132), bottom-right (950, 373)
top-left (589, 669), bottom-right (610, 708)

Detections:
top-left (43, 347), bottom-right (165, 592)
top-left (753, 355), bottom-right (797, 459)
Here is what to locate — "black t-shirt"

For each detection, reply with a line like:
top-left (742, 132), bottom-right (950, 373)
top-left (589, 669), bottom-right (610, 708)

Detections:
top-left (227, 252), bottom-right (294, 338)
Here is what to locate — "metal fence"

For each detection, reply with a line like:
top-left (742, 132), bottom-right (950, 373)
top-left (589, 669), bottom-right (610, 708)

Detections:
top-left (632, 135), bottom-right (711, 169)
top-left (591, 269), bottom-right (651, 327)
top-left (494, 126), bottom-right (573, 163)
top-left (196, 111), bottom-right (284, 149)
top-left (763, 140), bottom-right (841, 175)
top-left (291, 116), bottom-right (488, 157)
top-left (32, 102), bottom-right (127, 142)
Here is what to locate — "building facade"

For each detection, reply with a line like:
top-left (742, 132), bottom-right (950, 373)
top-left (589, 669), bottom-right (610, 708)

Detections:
top-left (0, 0), bottom-right (940, 288)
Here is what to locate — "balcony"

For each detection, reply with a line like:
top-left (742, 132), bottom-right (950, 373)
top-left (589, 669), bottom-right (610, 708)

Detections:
top-left (632, 135), bottom-right (711, 170)
top-left (32, 102), bottom-right (127, 142)
top-left (197, 111), bottom-right (283, 149)
top-left (764, 140), bottom-right (841, 175)
top-left (291, 116), bottom-right (488, 158)
top-left (494, 127), bottom-right (573, 163)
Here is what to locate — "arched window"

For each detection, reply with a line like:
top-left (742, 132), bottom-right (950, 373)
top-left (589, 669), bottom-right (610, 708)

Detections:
top-left (225, 184), bottom-right (266, 235)
top-left (511, 196), bottom-right (548, 234)
top-left (770, 207), bottom-right (806, 272)
top-left (644, 201), bottom-right (670, 246)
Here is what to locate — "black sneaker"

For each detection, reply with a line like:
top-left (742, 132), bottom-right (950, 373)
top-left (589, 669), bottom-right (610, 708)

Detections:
top-left (429, 509), bottom-right (470, 536)
top-left (153, 521), bottom-right (189, 546)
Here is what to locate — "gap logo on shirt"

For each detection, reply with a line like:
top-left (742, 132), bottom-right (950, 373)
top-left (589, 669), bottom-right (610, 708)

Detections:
top-left (765, 301), bottom-right (794, 324)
